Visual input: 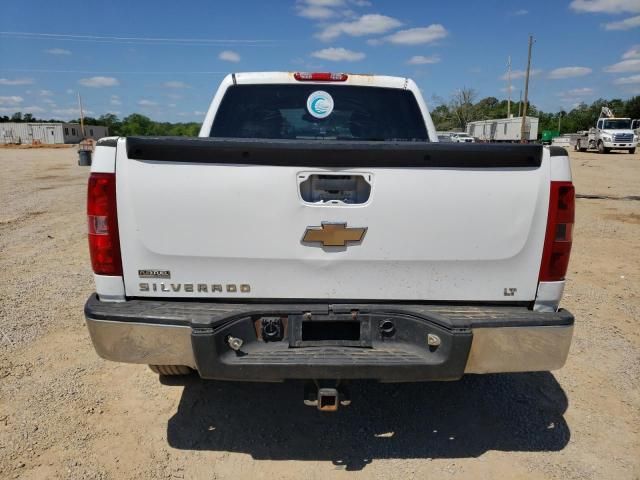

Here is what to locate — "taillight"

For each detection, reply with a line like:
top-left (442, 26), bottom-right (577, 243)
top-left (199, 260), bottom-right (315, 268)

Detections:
top-left (294, 72), bottom-right (348, 82)
top-left (87, 172), bottom-right (122, 276)
top-left (539, 181), bottom-right (574, 282)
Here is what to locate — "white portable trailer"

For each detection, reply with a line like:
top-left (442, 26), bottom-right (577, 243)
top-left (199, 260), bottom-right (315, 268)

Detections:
top-left (466, 116), bottom-right (539, 142)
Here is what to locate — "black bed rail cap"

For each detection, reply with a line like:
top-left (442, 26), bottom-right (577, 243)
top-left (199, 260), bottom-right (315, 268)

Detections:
top-left (126, 136), bottom-right (543, 168)
top-left (548, 146), bottom-right (568, 157)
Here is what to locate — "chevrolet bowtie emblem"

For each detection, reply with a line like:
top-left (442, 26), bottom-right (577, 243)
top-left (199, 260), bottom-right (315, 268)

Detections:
top-left (302, 222), bottom-right (367, 247)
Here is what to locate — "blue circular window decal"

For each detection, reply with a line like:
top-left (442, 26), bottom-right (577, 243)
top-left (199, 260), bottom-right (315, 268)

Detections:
top-left (306, 90), bottom-right (334, 119)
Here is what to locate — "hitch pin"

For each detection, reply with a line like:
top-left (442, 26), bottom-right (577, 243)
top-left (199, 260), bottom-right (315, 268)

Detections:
top-left (226, 335), bottom-right (244, 351)
top-left (427, 334), bottom-right (441, 347)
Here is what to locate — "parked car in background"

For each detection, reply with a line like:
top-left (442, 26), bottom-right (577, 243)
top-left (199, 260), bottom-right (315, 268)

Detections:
top-left (450, 132), bottom-right (475, 143)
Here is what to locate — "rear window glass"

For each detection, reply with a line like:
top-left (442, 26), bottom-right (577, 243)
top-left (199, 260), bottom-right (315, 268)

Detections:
top-left (210, 84), bottom-right (429, 141)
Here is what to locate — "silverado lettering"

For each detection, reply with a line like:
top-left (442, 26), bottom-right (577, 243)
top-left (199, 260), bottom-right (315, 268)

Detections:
top-left (139, 283), bottom-right (251, 293)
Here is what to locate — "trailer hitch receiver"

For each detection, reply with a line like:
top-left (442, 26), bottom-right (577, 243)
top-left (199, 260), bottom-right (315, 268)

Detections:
top-left (304, 382), bottom-right (351, 411)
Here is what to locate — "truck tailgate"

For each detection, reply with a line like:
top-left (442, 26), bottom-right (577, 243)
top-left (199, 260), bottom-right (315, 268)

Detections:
top-left (115, 138), bottom-right (550, 302)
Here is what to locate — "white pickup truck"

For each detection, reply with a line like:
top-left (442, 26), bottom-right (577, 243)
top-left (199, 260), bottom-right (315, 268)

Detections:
top-left (84, 72), bottom-right (575, 410)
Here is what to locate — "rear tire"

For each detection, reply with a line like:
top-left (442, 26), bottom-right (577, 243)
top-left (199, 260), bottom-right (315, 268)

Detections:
top-left (577, 140), bottom-right (587, 152)
top-left (148, 365), bottom-right (192, 376)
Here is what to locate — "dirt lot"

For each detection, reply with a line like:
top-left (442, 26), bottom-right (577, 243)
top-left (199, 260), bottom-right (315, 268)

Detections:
top-left (1, 146), bottom-right (638, 479)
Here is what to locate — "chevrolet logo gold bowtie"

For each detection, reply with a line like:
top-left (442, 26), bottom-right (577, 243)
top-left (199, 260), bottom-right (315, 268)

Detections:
top-left (302, 223), bottom-right (367, 247)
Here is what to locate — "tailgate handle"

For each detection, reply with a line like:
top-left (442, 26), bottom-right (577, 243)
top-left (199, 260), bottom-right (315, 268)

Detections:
top-left (298, 173), bottom-right (372, 205)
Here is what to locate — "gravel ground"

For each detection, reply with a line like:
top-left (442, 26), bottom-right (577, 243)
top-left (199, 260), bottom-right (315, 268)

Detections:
top-left (0, 146), bottom-right (638, 479)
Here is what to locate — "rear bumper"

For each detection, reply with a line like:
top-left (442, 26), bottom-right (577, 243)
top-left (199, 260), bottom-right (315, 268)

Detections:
top-left (84, 294), bottom-right (574, 381)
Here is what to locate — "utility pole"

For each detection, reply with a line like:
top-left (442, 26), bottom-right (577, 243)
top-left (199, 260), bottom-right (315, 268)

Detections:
top-left (558, 111), bottom-right (562, 133)
top-left (520, 35), bottom-right (534, 143)
top-left (77, 92), bottom-right (85, 138)
top-left (507, 55), bottom-right (512, 118)
top-left (518, 90), bottom-right (522, 117)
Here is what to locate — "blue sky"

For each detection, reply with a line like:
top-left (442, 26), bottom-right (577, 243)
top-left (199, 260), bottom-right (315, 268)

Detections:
top-left (1, 0), bottom-right (639, 122)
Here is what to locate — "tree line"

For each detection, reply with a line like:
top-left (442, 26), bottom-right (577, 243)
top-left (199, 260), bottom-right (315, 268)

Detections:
top-left (431, 90), bottom-right (640, 134)
top-left (3, 94), bottom-right (640, 137)
top-left (1, 112), bottom-right (201, 137)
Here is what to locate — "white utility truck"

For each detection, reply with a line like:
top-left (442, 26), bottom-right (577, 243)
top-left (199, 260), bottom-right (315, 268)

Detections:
top-left (83, 72), bottom-right (575, 411)
top-left (575, 107), bottom-right (637, 154)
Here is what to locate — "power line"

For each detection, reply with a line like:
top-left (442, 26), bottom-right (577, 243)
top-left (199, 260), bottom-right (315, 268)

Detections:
top-left (0, 68), bottom-right (229, 74)
top-left (0, 31), bottom-right (277, 46)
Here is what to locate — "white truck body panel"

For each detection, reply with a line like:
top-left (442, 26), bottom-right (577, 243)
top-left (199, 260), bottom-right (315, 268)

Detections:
top-left (93, 73), bottom-right (570, 306)
top-left (114, 147), bottom-right (553, 302)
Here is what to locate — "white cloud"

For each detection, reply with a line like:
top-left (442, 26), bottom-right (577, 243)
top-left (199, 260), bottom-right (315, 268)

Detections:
top-left (306, 0), bottom-right (344, 5)
top-left (604, 15), bottom-right (640, 30)
top-left (513, 9), bottom-right (529, 15)
top-left (162, 80), bottom-right (190, 88)
top-left (297, 4), bottom-right (336, 19)
top-left (295, 0), bottom-right (372, 19)
top-left (110, 95), bottom-right (122, 106)
top-left (219, 50), bottom-right (241, 62)
top-left (193, 110), bottom-right (206, 115)
top-left (548, 66), bottom-right (592, 79)
top-left (166, 93), bottom-right (183, 100)
top-left (381, 24), bottom-right (448, 45)
top-left (500, 69), bottom-right (542, 80)
top-left (613, 74), bottom-right (640, 84)
top-left (42, 98), bottom-right (56, 105)
top-left (44, 48), bottom-right (71, 55)
top-left (168, 103), bottom-right (177, 108)
top-left (407, 55), bottom-right (441, 65)
top-left (28, 106), bottom-right (46, 113)
top-left (138, 99), bottom-right (157, 107)
top-left (558, 87), bottom-right (595, 97)
top-left (316, 14), bottom-right (402, 41)
top-left (604, 58), bottom-right (640, 72)
top-left (622, 45), bottom-right (640, 58)
top-left (66, 89), bottom-right (74, 94)
top-left (0, 78), bottom-right (34, 86)
top-left (570, 0), bottom-right (640, 13)
top-left (39, 89), bottom-right (53, 96)
top-left (311, 47), bottom-right (365, 61)
top-left (0, 96), bottom-right (24, 106)
top-left (52, 107), bottom-right (90, 117)
top-left (78, 76), bottom-right (119, 88)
